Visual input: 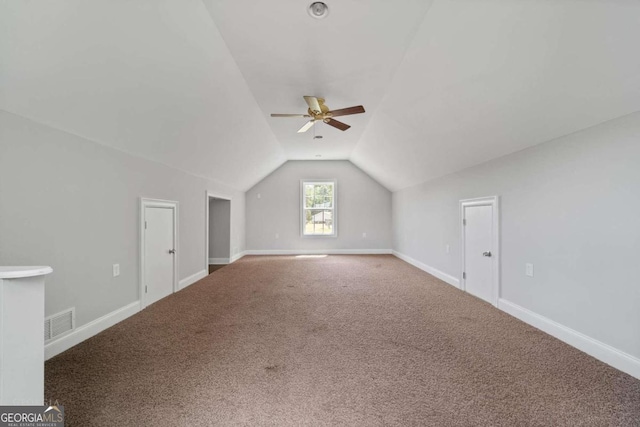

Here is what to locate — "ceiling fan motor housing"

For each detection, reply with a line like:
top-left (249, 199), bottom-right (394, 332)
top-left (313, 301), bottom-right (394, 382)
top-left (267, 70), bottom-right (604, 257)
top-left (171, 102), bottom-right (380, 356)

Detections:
top-left (308, 98), bottom-right (330, 118)
top-left (270, 96), bottom-right (365, 133)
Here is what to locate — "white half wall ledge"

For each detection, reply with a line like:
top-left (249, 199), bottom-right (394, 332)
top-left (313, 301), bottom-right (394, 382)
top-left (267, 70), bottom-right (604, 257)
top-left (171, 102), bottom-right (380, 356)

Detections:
top-left (0, 266), bottom-right (53, 279)
top-left (209, 258), bottom-right (230, 265)
top-left (392, 251), bottom-right (460, 289)
top-left (498, 299), bottom-right (640, 381)
top-left (45, 301), bottom-right (140, 360)
top-left (245, 249), bottom-right (393, 256)
top-left (178, 269), bottom-right (208, 290)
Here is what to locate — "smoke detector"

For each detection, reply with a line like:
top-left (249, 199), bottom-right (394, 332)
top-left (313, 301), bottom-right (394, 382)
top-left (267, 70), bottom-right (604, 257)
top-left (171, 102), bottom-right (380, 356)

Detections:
top-left (308, 2), bottom-right (329, 19)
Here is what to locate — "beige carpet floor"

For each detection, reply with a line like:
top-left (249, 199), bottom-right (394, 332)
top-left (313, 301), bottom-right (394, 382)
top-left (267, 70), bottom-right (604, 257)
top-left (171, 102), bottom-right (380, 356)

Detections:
top-left (209, 264), bottom-right (227, 274)
top-left (45, 255), bottom-right (640, 426)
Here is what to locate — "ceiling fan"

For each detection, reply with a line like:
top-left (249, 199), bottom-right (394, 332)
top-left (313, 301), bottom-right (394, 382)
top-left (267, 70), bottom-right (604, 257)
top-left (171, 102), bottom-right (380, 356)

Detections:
top-left (271, 96), bottom-right (365, 133)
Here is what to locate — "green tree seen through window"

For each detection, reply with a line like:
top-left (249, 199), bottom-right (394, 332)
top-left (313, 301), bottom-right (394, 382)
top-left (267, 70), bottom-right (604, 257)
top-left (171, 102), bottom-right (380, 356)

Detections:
top-left (303, 182), bottom-right (335, 235)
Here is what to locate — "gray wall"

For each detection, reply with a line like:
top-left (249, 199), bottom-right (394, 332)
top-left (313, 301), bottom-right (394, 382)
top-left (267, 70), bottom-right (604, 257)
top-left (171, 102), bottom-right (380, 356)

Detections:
top-left (392, 112), bottom-right (640, 359)
top-left (0, 110), bottom-right (245, 328)
top-left (246, 160), bottom-right (392, 251)
top-left (209, 198), bottom-right (231, 260)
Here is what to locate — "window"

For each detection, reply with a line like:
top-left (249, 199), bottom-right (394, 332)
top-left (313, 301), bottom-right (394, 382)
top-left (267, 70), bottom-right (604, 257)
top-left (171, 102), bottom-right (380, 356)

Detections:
top-left (301, 180), bottom-right (336, 236)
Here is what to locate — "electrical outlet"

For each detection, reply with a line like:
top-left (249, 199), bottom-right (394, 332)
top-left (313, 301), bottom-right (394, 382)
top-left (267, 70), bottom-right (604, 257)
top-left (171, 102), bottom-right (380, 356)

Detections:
top-left (275, 233), bottom-right (279, 239)
top-left (257, 193), bottom-right (261, 199)
top-left (525, 263), bottom-right (534, 278)
top-left (112, 264), bottom-right (120, 277)
top-left (362, 232), bottom-right (367, 238)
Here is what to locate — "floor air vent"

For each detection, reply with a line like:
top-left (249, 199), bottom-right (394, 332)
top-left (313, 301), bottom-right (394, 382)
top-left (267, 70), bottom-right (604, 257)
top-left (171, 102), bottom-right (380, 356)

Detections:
top-left (45, 308), bottom-right (75, 342)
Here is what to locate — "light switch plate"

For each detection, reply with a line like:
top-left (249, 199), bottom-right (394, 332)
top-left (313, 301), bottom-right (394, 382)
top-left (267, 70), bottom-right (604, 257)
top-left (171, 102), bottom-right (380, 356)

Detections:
top-left (113, 264), bottom-right (120, 277)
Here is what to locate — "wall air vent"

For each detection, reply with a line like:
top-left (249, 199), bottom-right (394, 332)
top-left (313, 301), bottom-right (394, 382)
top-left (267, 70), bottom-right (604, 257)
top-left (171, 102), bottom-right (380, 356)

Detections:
top-left (44, 308), bottom-right (75, 342)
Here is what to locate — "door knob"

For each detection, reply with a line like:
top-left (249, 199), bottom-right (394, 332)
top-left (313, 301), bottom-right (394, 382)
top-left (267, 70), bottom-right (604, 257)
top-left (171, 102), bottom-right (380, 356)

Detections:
top-left (482, 251), bottom-right (492, 257)
top-left (169, 249), bottom-right (176, 254)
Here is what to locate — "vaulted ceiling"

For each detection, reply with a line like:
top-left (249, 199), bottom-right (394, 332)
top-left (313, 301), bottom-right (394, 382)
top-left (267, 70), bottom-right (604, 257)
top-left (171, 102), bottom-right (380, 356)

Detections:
top-left (2, 0), bottom-right (640, 191)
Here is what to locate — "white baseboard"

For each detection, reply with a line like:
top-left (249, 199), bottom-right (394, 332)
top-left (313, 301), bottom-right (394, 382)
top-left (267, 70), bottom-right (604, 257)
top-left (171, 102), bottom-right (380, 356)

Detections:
top-left (392, 251), bottom-right (460, 288)
top-left (179, 269), bottom-right (208, 290)
top-left (244, 249), bottom-right (393, 256)
top-left (230, 251), bottom-right (246, 263)
top-left (45, 268), bottom-right (208, 360)
top-left (391, 250), bottom-right (640, 379)
top-left (498, 299), bottom-right (640, 380)
top-left (208, 257), bottom-right (229, 265)
top-left (45, 301), bottom-right (140, 360)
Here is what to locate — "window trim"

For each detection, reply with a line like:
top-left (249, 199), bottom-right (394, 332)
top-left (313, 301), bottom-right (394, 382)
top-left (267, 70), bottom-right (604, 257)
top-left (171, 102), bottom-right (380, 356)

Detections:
top-left (300, 179), bottom-right (337, 237)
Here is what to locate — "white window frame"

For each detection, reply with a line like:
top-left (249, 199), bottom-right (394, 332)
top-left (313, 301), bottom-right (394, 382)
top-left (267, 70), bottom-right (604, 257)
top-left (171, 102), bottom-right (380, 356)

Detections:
top-left (300, 179), bottom-right (337, 237)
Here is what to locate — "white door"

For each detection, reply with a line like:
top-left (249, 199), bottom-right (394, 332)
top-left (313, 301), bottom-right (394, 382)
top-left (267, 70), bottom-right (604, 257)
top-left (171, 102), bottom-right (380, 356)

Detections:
top-left (463, 204), bottom-right (494, 304)
top-left (144, 206), bottom-right (175, 306)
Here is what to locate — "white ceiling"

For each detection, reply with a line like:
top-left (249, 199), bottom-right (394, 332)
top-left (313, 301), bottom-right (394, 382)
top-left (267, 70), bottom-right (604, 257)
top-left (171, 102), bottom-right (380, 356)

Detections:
top-left (202, 0), bottom-right (434, 161)
top-left (351, 0), bottom-right (640, 190)
top-left (0, 0), bottom-right (286, 190)
top-left (2, 0), bottom-right (640, 191)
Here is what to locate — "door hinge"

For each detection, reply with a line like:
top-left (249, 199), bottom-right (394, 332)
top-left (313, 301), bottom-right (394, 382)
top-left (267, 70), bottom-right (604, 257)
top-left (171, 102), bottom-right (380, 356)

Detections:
top-left (145, 285), bottom-right (148, 293)
top-left (144, 221), bottom-right (147, 230)
top-left (463, 219), bottom-right (466, 226)
top-left (463, 272), bottom-right (466, 279)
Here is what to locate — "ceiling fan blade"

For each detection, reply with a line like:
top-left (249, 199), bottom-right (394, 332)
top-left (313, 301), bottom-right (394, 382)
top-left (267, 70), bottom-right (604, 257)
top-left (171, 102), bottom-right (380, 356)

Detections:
top-left (303, 96), bottom-right (322, 114)
top-left (324, 118), bottom-right (351, 131)
top-left (271, 113), bottom-right (311, 118)
top-left (297, 120), bottom-right (317, 133)
top-left (327, 105), bottom-right (365, 118)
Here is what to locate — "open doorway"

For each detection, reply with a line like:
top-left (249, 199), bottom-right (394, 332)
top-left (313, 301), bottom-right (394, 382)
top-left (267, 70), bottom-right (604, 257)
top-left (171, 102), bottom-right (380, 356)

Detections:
top-left (205, 192), bottom-right (231, 274)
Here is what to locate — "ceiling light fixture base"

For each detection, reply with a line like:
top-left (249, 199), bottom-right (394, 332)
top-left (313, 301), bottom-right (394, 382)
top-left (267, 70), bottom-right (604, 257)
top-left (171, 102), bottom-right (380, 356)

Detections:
top-left (308, 2), bottom-right (329, 19)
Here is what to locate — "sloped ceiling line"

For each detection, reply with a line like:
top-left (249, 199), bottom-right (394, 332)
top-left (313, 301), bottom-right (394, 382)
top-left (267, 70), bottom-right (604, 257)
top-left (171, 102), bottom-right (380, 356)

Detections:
top-left (349, 0), bottom-right (640, 191)
top-left (199, 0), bottom-right (284, 167)
top-left (3, 1), bottom-right (640, 191)
top-left (204, 0), bottom-right (439, 167)
top-left (0, 0), bottom-right (287, 191)
top-left (348, 0), bottom-right (436, 162)
top-left (0, 107), bottom-right (241, 192)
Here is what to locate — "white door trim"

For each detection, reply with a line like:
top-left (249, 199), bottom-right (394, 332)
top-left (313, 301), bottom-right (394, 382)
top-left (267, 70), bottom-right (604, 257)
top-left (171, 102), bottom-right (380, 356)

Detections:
top-left (139, 198), bottom-right (179, 309)
top-left (204, 191), bottom-right (232, 271)
top-left (460, 196), bottom-right (500, 306)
